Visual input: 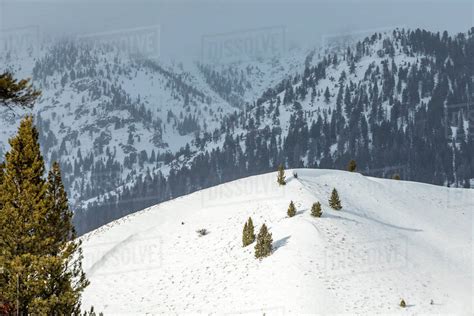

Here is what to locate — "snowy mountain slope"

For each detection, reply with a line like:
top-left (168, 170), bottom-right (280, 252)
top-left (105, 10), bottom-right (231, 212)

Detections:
top-left (80, 169), bottom-right (473, 314)
top-left (197, 49), bottom-right (307, 107)
top-left (0, 41), bottom-right (303, 211)
top-left (0, 42), bottom-right (241, 204)
top-left (1, 28), bottom-right (472, 235)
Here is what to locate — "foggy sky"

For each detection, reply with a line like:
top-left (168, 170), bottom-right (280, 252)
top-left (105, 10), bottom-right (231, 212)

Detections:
top-left (0, 0), bottom-right (472, 62)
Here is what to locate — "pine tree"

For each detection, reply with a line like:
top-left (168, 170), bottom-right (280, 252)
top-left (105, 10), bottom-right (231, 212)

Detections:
top-left (287, 201), bottom-right (296, 217)
top-left (242, 217), bottom-right (256, 247)
top-left (324, 87), bottom-right (331, 103)
top-left (0, 116), bottom-right (88, 314)
top-left (0, 72), bottom-right (41, 109)
top-left (277, 164), bottom-right (286, 185)
top-left (242, 221), bottom-right (249, 246)
top-left (254, 224), bottom-right (273, 259)
top-left (311, 202), bottom-right (322, 217)
top-left (0, 116), bottom-right (48, 314)
top-left (246, 217), bottom-right (255, 244)
top-left (347, 159), bottom-right (357, 172)
top-left (36, 162), bottom-right (89, 314)
top-left (328, 188), bottom-right (342, 210)
top-left (399, 299), bottom-right (406, 308)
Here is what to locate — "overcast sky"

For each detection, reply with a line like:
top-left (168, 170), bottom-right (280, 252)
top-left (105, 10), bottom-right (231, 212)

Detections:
top-left (0, 0), bottom-right (472, 62)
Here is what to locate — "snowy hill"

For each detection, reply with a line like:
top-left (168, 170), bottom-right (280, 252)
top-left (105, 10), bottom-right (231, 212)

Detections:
top-left (80, 169), bottom-right (473, 314)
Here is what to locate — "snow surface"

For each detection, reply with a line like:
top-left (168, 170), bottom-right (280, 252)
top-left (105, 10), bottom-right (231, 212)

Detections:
top-left (80, 169), bottom-right (473, 315)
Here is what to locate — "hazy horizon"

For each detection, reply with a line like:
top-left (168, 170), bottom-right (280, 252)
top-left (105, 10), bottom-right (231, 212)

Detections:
top-left (1, 0), bottom-right (472, 62)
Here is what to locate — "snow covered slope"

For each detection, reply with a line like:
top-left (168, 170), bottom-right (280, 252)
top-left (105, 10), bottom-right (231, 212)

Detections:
top-left (80, 169), bottom-right (473, 315)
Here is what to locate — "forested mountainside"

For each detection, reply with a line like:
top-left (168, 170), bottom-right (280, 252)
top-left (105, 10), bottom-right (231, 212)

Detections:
top-left (1, 28), bottom-right (473, 234)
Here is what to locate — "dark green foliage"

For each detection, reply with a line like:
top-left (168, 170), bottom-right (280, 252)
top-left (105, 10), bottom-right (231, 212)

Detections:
top-left (242, 221), bottom-right (248, 246)
top-left (0, 72), bottom-right (41, 109)
top-left (392, 173), bottom-right (401, 180)
top-left (329, 188), bottom-right (342, 210)
top-left (399, 299), bottom-right (406, 308)
top-left (287, 201), bottom-right (296, 217)
top-left (242, 217), bottom-right (256, 247)
top-left (277, 164), bottom-right (286, 185)
top-left (348, 159), bottom-right (357, 172)
top-left (254, 224), bottom-right (273, 259)
top-left (0, 116), bottom-right (88, 314)
top-left (311, 202), bottom-right (322, 217)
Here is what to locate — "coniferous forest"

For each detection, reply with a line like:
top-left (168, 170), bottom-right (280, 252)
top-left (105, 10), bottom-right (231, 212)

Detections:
top-left (73, 29), bottom-right (474, 234)
top-left (1, 28), bottom-right (473, 234)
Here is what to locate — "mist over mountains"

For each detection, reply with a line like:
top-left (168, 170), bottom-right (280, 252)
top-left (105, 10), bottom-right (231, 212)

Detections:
top-left (1, 22), bottom-right (473, 234)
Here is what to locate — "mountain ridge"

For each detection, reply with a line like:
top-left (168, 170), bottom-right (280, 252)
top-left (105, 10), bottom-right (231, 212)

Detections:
top-left (0, 27), bottom-right (473, 234)
top-left (79, 168), bottom-right (473, 314)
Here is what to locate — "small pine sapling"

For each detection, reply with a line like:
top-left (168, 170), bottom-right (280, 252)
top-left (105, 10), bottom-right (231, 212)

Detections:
top-left (287, 201), bottom-right (296, 217)
top-left (347, 159), bottom-right (357, 172)
top-left (328, 188), bottom-right (342, 210)
top-left (311, 202), bottom-right (322, 217)
top-left (254, 224), bottom-right (273, 259)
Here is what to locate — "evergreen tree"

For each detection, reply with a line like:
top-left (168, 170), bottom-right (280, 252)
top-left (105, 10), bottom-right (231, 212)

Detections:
top-left (287, 201), bottom-right (296, 217)
top-left (277, 164), bottom-right (286, 185)
top-left (328, 188), bottom-right (342, 210)
top-left (311, 202), bottom-right (322, 217)
top-left (0, 116), bottom-right (48, 314)
top-left (0, 117), bottom-right (88, 314)
top-left (392, 173), bottom-right (401, 180)
top-left (347, 159), bottom-right (357, 172)
top-left (242, 221), bottom-right (248, 246)
top-left (324, 87), bottom-right (331, 103)
top-left (0, 72), bottom-right (41, 109)
top-left (254, 224), bottom-right (273, 259)
top-left (242, 217), bottom-right (256, 247)
top-left (246, 217), bottom-right (255, 244)
top-left (38, 162), bottom-right (89, 314)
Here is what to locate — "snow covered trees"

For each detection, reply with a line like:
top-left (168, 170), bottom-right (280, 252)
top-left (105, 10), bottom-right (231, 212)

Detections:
top-left (242, 217), bottom-right (255, 247)
top-left (0, 116), bottom-right (88, 314)
top-left (311, 202), bottom-right (322, 217)
top-left (329, 188), bottom-right (342, 210)
top-left (254, 224), bottom-right (273, 259)
top-left (277, 164), bottom-right (286, 185)
top-left (287, 201), bottom-right (296, 217)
